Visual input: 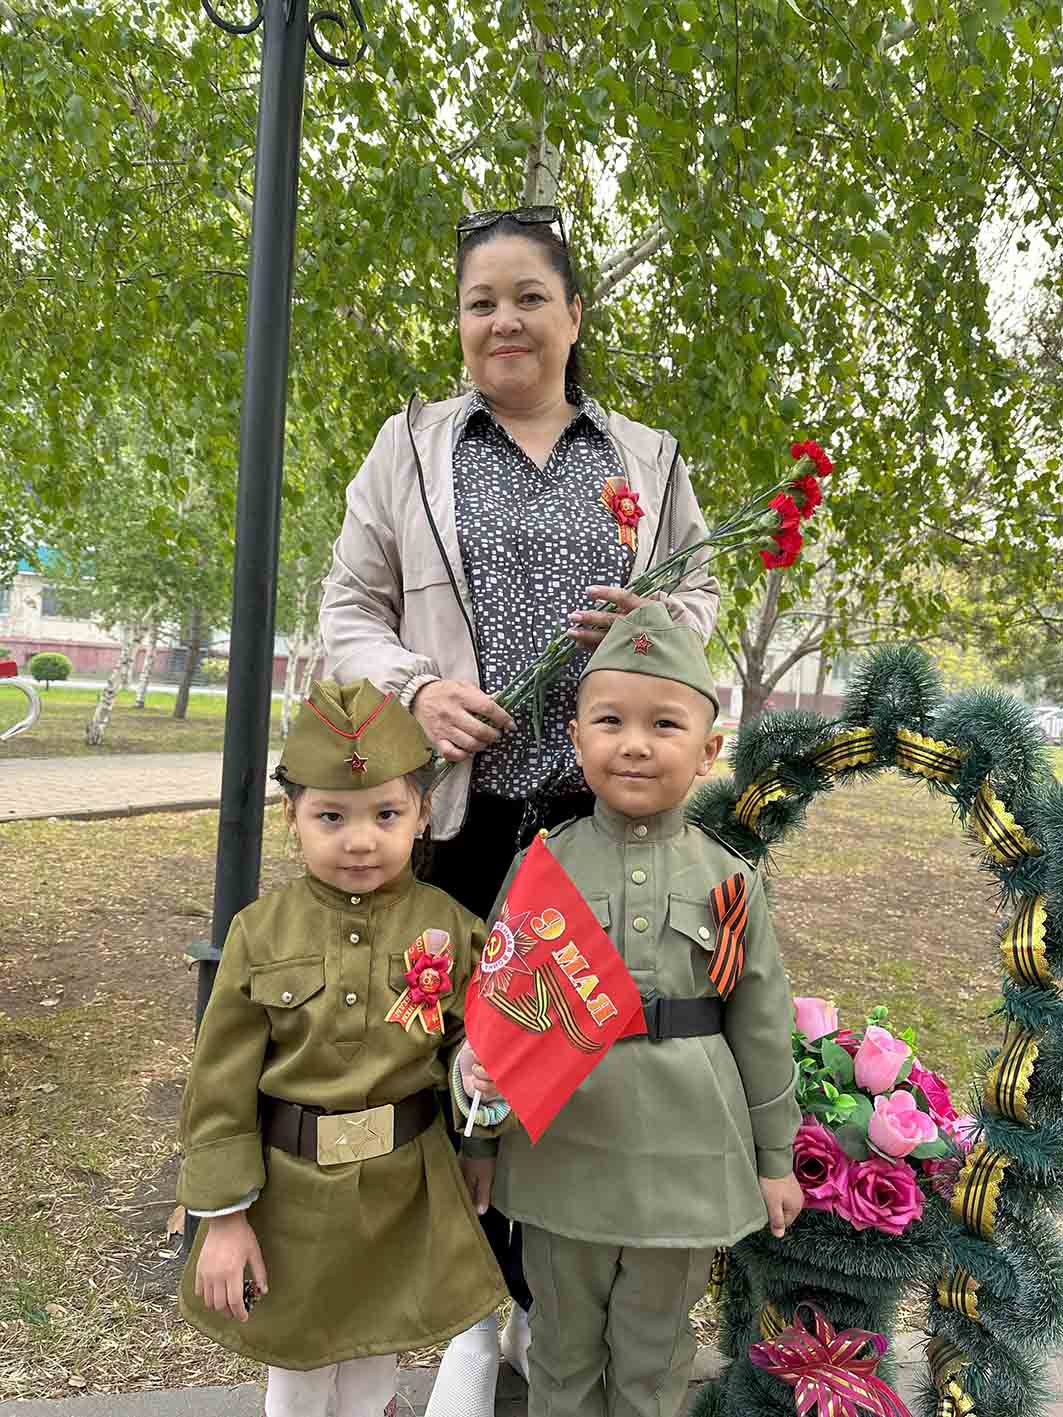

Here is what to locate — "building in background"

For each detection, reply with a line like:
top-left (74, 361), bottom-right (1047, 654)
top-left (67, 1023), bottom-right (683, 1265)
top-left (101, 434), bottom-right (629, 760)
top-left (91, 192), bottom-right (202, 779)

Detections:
top-left (0, 554), bottom-right (315, 689)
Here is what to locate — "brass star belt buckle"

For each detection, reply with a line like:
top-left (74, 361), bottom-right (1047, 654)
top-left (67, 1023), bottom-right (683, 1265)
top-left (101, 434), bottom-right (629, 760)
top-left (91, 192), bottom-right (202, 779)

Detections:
top-left (317, 1104), bottom-right (395, 1166)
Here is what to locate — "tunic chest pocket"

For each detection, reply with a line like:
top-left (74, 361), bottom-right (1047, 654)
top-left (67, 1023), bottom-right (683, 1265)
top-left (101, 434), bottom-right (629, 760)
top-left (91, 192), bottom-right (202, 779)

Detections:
top-left (665, 895), bottom-right (717, 995)
top-left (250, 956), bottom-right (326, 1014)
top-left (584, 895), bottom-right (611, 930)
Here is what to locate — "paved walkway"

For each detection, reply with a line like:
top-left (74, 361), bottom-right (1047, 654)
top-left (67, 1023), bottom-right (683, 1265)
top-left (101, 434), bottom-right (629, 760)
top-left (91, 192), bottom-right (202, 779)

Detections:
top-left (7, 1336), bottom-right (1060, 1415)
top-left (0, 751), bottom-right (281, 823)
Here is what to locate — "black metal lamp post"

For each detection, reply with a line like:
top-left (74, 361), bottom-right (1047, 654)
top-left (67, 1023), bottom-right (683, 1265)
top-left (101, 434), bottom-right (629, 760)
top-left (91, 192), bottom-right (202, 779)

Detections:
top-left (185, 0), bottom-right (367, 1247)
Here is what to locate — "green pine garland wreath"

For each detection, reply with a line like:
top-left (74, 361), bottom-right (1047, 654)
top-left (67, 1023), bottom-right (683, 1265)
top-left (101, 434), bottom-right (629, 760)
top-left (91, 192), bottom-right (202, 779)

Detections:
top-left (686, 644), bottom-right (1063, 1417)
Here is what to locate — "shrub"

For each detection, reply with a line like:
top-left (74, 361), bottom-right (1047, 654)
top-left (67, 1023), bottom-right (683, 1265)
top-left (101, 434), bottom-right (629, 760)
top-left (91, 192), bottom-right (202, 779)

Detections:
top-left (29, 651), bottom-right (73, 688)
top-left (199, 657), bottom-right (229, 685)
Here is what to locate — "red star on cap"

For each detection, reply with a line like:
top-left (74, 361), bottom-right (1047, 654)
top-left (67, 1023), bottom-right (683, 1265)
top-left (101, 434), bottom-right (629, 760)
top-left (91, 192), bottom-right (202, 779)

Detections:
top-left (632, 633), bottom-right (653, 655)
top-left (346, 749), bottom-right (369, 774)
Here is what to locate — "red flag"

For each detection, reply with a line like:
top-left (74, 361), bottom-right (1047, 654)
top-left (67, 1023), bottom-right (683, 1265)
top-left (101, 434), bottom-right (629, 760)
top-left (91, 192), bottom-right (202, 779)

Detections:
top-left (466, 835), bottom-right (646, 1143)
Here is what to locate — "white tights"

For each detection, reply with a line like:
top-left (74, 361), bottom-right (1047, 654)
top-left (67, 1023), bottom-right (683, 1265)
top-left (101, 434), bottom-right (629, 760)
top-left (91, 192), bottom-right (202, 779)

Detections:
top-left (264, 1353), bottom-right (397, 1417)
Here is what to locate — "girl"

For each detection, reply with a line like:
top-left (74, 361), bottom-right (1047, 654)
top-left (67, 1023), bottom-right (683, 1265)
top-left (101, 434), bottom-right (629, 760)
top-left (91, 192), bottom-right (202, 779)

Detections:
top-left (177, 678), bottom-right (506, 1417)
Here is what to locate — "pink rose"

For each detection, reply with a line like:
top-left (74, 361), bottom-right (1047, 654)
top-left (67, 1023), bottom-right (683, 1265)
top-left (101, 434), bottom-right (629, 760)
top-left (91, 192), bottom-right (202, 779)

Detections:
top-left (854, 1025), bottom-right (911, 1094)
top-left (793, 997), bottom-right (839, 1043)
top-left (907, 1059), bottom-right (957, 1126)
top-left (835, 1156), bottom-right (925, 1236)
top-left (835, 1029), bottom-right (860, 1055)
top-left (923, 1115), bottom-right (978, 1199)
top-left (948, 1114), bottom-right (978, 1150)
top-left (868, 1091), bottom-right (938, 1158)
top-left (792, 1117), bottom-right (851, 1213)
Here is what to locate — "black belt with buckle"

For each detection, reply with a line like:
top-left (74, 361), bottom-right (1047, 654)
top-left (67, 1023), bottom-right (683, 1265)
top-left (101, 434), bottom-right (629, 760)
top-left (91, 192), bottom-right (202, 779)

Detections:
top-left (620, 994), bottom-right (724, 1044)
top-left (261, 1089), bottom-right (437, 1164)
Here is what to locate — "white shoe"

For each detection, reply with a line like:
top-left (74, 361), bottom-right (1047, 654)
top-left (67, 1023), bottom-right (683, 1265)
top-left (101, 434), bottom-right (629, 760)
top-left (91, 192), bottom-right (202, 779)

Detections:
top-left (500, 1304), bottom-right (531, 1383)
top-left (424, 1314), bottom-right (499, 1417)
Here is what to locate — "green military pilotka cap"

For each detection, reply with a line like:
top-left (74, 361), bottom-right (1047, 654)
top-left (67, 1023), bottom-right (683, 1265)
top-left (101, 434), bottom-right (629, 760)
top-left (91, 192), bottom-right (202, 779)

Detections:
top-left (274, 679), bottom-right (433, 791)
top-left (579, 602), bottom-right (720, 713)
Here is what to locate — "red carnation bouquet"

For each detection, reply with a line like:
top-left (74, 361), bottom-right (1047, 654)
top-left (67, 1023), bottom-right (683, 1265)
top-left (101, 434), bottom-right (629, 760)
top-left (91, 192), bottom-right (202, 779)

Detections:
top-left (432, 438), bottom-right (834, 769)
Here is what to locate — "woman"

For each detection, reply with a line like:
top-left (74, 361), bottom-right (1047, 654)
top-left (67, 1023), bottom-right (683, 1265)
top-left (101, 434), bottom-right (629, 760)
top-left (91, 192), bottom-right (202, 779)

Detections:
top-left (319, 205), bottom-right (719, 1413)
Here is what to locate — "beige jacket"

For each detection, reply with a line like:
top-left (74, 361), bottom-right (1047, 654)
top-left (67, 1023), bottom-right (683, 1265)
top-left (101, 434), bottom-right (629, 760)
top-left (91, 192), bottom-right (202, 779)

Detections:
top-left (320, 393), bottom-right (720, 840)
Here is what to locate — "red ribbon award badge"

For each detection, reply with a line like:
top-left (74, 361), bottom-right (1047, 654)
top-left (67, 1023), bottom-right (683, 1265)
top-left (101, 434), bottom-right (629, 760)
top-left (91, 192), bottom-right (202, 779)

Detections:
top-left (465, 835), bottom-right (646, 1142)
top-left (385, 928), bottom-right (453, 1036)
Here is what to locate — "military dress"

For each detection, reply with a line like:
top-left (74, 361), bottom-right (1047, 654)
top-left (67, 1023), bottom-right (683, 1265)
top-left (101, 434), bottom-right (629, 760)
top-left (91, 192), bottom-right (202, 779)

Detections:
top-left (486, 799), bottom-right (800, 1248)
top-left (178, 866), bottom-right (507, 1370)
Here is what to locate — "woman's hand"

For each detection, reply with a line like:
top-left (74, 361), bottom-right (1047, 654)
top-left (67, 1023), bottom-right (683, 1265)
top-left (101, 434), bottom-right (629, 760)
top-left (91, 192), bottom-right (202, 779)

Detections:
top-left (458, 1039), bottom-right (502, 1101)
top-left (194, 1211), bottom-right (268, 1322)
top-left (412, 679), bottom-right (516, 763)
top-left (566, 586), bottom-right (656, 650)
top-left (460, 1155), bottom-right (496, 1216)
top-left (758, 1172), bottom-right (805, 1239)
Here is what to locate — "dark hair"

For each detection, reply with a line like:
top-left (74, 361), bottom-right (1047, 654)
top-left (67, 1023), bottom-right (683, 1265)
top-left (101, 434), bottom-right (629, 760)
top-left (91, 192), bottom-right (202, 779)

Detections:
top-left (455, 217), bottom-right (586, 392)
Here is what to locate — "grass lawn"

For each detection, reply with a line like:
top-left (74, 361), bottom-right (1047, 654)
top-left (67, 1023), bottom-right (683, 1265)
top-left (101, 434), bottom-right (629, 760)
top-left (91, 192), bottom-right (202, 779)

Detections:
top-left (0, 684), bottom-right (285, 758)
top-left (0, 758), bottom-right (1060, 1398)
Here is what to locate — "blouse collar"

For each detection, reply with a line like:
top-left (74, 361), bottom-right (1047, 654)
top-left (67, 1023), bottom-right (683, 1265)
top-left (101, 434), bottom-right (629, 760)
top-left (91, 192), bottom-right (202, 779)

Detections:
top-left (458, 384), bottom-right (608, 441)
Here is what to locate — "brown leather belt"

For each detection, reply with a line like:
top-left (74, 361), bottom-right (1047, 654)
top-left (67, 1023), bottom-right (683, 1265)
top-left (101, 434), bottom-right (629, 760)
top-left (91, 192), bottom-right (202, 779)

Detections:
top-left (261, 1090), bottom-right (437, 1166)
top-left (618, 994), bottom-right (723, 1044)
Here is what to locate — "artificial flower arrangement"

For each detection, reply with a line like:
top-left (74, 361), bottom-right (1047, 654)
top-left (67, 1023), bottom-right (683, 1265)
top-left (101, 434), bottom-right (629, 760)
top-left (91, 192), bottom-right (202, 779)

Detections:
top-left (791, 997), bottom-right (976, 1237)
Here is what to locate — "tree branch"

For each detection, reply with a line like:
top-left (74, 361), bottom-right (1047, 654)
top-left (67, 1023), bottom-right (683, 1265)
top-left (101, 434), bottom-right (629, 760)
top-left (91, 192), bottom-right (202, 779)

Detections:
top-left (714, 626), bottom-right (749, 687)
top-left (592, 223), bottom-right (669, 304)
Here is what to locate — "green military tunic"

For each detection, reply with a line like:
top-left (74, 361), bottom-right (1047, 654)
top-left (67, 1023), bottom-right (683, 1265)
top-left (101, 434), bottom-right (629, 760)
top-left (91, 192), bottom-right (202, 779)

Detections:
top-left (488, 800), bottom-right (800, 1249)
top-left (178, 866), bottom-right (507, 1369)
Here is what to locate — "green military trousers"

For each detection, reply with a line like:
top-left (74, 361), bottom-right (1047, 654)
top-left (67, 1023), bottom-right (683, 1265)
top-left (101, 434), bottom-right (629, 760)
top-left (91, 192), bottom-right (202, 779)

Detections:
top-left (522, 1225), bottom-right (715, 1417)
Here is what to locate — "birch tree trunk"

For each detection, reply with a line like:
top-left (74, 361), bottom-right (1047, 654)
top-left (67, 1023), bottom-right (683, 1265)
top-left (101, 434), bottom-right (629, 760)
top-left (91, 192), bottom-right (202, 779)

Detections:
top-left (173, 604), bottom-right (202, 721)
top-left (134, 619), bottom-right (159, 708)
top-left (299, 632), bottom-right (324, 699)
top-left (119, 623), bottom-right (141, 689)
top-left (86, 627), bottom-right (137, 745)
top-left (280, 638), bottom-right (301, 739)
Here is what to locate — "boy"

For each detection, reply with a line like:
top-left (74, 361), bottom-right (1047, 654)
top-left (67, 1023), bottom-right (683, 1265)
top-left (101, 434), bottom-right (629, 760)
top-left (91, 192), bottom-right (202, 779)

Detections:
top-left (460, 602), bottom-right (803, 1417)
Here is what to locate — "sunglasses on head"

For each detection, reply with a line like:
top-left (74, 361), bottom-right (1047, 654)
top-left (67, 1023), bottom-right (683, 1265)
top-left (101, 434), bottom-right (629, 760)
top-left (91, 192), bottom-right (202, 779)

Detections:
top-left (456, 205), bottom-right (567, 249)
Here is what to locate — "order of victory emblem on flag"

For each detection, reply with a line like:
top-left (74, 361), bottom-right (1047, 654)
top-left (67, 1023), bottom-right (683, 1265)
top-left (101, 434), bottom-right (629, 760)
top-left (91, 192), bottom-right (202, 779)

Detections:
top-left (466, 835), bottom-right (646, 1142)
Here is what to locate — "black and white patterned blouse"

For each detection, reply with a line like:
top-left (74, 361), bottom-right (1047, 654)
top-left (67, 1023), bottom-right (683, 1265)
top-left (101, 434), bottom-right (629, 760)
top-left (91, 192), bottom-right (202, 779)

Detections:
top-left (453, 387), bottom-right (634, 799)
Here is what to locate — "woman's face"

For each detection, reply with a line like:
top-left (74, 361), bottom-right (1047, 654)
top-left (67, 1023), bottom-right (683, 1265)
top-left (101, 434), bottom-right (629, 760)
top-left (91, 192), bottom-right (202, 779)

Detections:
top-left (458, 234), bottom-right (581, 409)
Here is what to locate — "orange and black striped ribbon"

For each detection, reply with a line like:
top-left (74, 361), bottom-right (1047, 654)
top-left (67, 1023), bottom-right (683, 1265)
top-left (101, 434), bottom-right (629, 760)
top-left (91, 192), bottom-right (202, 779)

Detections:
top-left (895, 728), bottom-right (964, 783)
top-left (985, 1028), bottom-right (1040, 1124)
top-left (707, 1249), bottom-right (728, 1302)
top-left (1000, 896), bottom-right (1051, 987)
top-left (707, 872), bottom-right (748, 999)
top-left (951, 1142), bottom-right (1010, 1240)
top-left (735, 775), bottom-right (790, 830)
top-left (926, 1336), bottom-right (976, 1416)
top-left (969, 781), bottom-right (1040, 865)
top-left (541, 961), bottom-right (603, 1054)
top-left (811, 726), bottom-right (877, 773)
top-left (759, 1302), bottom-right (786, 1340)
top-left (485, 970), bottom-right (551, 1034)
top-left (936, 1266), bottom-right (980, 1321)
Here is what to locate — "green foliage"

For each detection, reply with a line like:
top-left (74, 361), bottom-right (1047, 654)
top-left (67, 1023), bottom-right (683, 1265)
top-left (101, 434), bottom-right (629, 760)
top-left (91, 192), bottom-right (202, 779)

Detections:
top-left (199, 656), bottom-right (228, 684)
top-left (28, 652), bottom-right (72, 686)
top-left (4, 0), bottom-right (1063, 633)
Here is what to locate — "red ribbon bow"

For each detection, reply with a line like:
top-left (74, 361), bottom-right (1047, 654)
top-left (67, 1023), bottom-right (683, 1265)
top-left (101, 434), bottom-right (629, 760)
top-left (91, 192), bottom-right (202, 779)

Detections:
top-left (749, 1303), bottom-right (913, 1417)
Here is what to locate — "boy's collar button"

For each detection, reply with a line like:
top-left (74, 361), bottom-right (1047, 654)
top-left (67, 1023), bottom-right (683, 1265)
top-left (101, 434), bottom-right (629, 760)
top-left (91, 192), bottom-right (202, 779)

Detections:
top-left (631, 869), bottom-right (647, 884)
top-left (350, 895), bottom-right (361, 905)
top-left (632, 824), bottom-right (648, 838)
